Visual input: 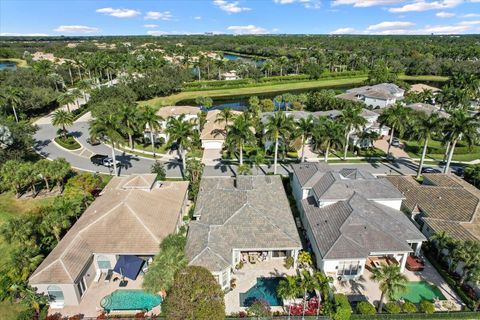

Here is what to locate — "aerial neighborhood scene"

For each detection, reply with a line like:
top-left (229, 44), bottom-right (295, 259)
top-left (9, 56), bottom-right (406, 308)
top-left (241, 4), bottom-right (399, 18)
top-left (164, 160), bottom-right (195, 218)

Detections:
top-left (1, 0), bottom-right (480, 319)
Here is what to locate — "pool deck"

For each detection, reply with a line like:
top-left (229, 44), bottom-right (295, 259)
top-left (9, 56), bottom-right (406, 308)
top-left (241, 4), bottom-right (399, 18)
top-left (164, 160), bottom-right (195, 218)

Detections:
top-left (335, 257), bottom-right (464, 311)
top-left (48, 275), bottom-right (161, 318)
top-left (225, 258), bottom-right (297, 315)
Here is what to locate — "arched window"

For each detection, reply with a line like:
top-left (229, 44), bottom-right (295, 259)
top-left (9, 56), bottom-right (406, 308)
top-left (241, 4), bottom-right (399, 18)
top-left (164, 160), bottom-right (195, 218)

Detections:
top-left (47, 285), bottom-right (64, 302)
top-left (97, 255), bottom-right (111, 269)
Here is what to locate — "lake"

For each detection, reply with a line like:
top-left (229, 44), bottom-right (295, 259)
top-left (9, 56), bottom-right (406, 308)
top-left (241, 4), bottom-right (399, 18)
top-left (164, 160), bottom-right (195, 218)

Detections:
top-left (0, 61), bottom-right (17, 71)
top-left (223, 52), bottom-right (265, 65)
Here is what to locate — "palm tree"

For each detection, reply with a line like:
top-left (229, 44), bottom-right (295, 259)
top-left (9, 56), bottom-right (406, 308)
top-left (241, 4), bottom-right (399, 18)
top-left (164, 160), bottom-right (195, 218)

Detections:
top-left (340, 105), bottom-right (367, 160)
top-left (300, 270), bottom-right (316, 319)
top-left (312, 117), bottom-right (344, 163)
top-left (277, 275), bottom-right (301, 319)
top-left (0, 86), bottom-right (22, 122)
top-left (430, 231), bottom-right (452, 260)
top-left (225, 115), bottom-right (254, 165)
top-left (119, 103), bottom-right (140, 150)
top-left (451, 241), bottom-right (480, 285)
top-left (378, 103), bottom-right (410, 156)
top-left (51, 110), bottom-right (74, 138)
top-left (251, 149), bottom-right (268, 175)
top-left (166, 114), bottom-right (196, 172)
top-left (141, 106), bottom-right (163, 157)
top-left (412, 113), bottom-right (443, 178)
top-left (312, 271), bottom-right (333, 317)
top-left (77, 79), bottom-right (91, 101)
top-left (443, 110), bottom-right (479, 173)
top-left (57, 92), bottom-right (75, 112)
top-left (70, 88), bottom-right (83, 109)
top-left (278, 56), bottom-right (289, 76)
top-left (34, 159), bottom-right (53, 191)
top-left (49, 158), bottom-right (71, 191)
top-left (90, 113), bottom-right (123, 175)
top-left (370, 265), bottom-right (408, 313)
top-left (264, 111), bottom-right (294, 174)
top-left (296, 116), bottom-right (314, 162)
top-left (215, 108), bottom-right (234, 131)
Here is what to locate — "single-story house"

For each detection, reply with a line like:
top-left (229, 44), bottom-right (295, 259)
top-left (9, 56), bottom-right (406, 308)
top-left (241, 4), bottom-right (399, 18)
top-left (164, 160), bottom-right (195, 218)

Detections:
top-left (185, 175), bottom-right (302, 290)
top-left (222, 70), bottom-right (240, 80)
top-left (29, 175), bottom-right (189, 308)
top-left (200, 109), bottom-right (241, 150)
top-left (337, 83), bottom-right (405, 109)
top-left (387, 174), bottom-right (480, 242)
top-left (290, 163), bottom-right (425, 280)
top-left (144, 106), bottom-right (201, 142)
top-left (405, 103), bottom-right (450, 118)
top-left (409, 83), bottom-right (441, 94)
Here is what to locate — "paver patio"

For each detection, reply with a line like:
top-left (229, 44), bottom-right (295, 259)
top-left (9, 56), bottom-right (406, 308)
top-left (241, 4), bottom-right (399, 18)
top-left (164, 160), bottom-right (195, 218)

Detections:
top-left (335, 256), bottom-right (464, 311)
top-left (225, 258), bottom-right (297, 315)
top-left (48, 275), bottom-right (161, 318)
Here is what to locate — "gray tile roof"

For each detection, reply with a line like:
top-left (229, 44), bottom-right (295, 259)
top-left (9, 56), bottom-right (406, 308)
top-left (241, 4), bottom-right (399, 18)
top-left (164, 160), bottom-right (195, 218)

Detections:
top-left (291, 163), bottom-right (404, 201)
top-left (186, 176), bottom-right (302, 272)
top-left (302, 193), bottom-right (425, 260)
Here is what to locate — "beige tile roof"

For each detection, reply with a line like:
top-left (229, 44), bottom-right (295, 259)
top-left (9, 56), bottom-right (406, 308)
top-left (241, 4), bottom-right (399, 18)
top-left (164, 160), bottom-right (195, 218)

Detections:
top-left (386, 174), bottom-right (480, 241)
top-left (30, 175), bottom-right (188, 284)
top-left (410, 83), bottom-right (441, 93)
top-left (156, 106), bottom-right (201, 119)
top-left (200, 110), bottom-right (241, 140)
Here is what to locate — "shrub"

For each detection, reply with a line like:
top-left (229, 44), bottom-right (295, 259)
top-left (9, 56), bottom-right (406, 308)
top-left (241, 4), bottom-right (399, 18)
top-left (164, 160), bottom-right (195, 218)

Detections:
top-left (420, 300), bottom-right (435, 314)
top-left (333, 293), bottom-right (352, 320)
top-left (356, 301), bottom-right (376, 315)
top-left (402, 301), bottom-right (417, 313)
top-left (54, 135), bottom-right (81, 150)
top-left (385, 302), bottom-right (401, 314)
top-left (284, 256), bottom-right (294, 269)
top-left (247, 299), bottom-right (271, 317)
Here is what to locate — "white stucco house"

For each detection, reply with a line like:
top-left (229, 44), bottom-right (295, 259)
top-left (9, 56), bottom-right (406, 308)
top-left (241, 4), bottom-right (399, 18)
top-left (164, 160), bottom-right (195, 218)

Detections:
top-left (337, 83), bottom-right (405, 109)
top-left (29, 175), bottom-right (189, 308)
top-left (290, 163), bottom-right (425, 281)
top-left (143, 106), bottom-right (201, 142)
top-left (200, 109), bottom-right (241, 150)
top-left (185, 176), bottom-right (302, 290)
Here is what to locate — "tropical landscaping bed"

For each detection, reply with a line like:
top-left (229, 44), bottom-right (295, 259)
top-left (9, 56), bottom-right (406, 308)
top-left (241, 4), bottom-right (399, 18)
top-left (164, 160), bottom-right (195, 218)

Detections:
top-left (54, 135), bottom-right (81, 150)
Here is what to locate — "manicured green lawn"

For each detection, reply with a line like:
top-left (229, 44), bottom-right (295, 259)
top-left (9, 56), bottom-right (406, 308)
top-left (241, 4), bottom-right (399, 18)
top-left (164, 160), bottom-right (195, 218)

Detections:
top-left (0, 193), bottom-right (54, 319)
top-left (54, 135), bottom-right (81, 150)
top-left (403, 139), bottom-right (480, 162)
top-left (140, 74), bottom-right (447, 107)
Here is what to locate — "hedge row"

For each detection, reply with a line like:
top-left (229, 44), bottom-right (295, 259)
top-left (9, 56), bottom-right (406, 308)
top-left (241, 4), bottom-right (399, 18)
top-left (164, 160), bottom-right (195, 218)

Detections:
top-left (351, 311), bottom-right (479, 319)
top-left (423, 250), bottom-right (476, 310)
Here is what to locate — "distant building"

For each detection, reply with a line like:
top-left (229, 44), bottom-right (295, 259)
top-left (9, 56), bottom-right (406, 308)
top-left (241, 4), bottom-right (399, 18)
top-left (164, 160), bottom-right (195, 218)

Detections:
top-left (222, 70), bottom-right (240, 80)
top-left (409, 83), bottom-right (441, 94)
top-left (337, 83), bottom-right (405, 109)
top-left (405, 103), bottom-right (449, 118)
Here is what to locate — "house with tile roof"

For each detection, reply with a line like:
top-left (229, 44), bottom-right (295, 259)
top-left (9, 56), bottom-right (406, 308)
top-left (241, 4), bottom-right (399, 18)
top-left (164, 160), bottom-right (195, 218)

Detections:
top-left (143, 106), bottom-right (201, 142)
top-left (201, 109), bottom-right (242, 150)
top-left (337, 83), bottom-right (404, 109)
top-left (185, 175), bottom-right (302, 290)
top-left (29, 175), bottom-right (189, 308)
top-left (386, 174), bottom-right (480, 242)
top-left (290, 163), bottom-right (425, 280)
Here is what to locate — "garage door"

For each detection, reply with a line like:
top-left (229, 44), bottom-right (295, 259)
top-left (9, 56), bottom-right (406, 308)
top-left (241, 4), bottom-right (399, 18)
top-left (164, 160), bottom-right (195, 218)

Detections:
top-left (202, 140), bottom-right (224, 150)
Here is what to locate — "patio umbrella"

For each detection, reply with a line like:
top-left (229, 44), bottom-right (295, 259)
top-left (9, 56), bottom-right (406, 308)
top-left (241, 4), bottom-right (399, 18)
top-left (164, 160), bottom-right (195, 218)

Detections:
top-left (113, 255), bottom-right (144, 280)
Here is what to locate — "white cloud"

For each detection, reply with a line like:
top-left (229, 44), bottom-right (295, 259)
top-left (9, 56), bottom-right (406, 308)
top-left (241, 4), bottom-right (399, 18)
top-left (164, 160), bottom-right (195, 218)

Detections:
top-left (436, 11), bottom-right (455, 17)
top-left (273, 0), bottom-right (321, 9)
top-left (194, 16), bottom-right (202, 20)
top-left (0, 32), bottom-right (49, 36)
top-left (96, 7), bottom-right (140, 18)
top-left (332, 0), bottom-right (405, 7)
top-left (144, 24), bottom-right (158, 28)
top-left (459, 20), bottom-right (480, 25)
top-left (213, 0), bottom-right (251, 13)
top-left (367, 21), bottom-right (415, 30)
top-left (147, 30), bottom-right (169, 36)
top-left (363, 20), bottom-right (478, 34)
top-left (389, 0), bottom-right (463, 13)
top-left (227, 24), bottom-right (268, 34)
top-left (463, 13), bottom-right (480, 17)
top-left (330, 27), bottom-right (357, 34)
top-left (145, 11), bottom-right (173, 20)
top-left (54, 25), bottom-right (99, 33)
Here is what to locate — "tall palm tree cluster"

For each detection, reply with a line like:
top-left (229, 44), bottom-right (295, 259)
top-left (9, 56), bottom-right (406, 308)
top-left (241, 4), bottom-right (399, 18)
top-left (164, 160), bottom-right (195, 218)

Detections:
top-left (223, 105), bottom-right (370, 174)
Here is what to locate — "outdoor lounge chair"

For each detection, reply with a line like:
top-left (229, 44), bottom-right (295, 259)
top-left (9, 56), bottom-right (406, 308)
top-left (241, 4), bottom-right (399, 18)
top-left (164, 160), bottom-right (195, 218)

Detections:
top-left (104, 269), bottom-right (113, 282)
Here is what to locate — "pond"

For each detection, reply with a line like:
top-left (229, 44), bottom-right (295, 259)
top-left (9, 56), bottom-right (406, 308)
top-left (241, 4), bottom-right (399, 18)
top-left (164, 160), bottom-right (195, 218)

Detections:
top-left (0, 61), bottom-right (17, 71)
top-left (223, 52), bottom-right (265, 65)
top-left (177, 84), bottom-right (354, 111)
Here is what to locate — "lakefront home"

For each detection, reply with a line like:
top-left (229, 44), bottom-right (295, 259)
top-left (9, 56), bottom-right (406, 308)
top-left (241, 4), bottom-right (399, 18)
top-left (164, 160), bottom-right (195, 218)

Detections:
top-left (29, 175), bottom-right (189, 308)
top-left (337, 83), bottom-right (405, 109)
top-left (185, 175), bottom-right (302, 290)
top-left (290, 163), bottom-right (425, 280)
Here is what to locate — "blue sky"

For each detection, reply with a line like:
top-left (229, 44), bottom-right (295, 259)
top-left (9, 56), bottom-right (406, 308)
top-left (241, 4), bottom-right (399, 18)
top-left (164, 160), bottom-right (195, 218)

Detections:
top-left (1, 0), bottom-right (479, 36)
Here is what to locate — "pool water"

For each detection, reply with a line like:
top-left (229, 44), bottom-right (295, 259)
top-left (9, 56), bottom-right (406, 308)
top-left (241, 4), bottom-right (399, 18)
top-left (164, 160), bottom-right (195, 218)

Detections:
top-left (240, 277), bottom-right (283, 307)
top-left (393, 281), bottom-right (446, 303)
top-left (101, 289), bottom-right (162, 312)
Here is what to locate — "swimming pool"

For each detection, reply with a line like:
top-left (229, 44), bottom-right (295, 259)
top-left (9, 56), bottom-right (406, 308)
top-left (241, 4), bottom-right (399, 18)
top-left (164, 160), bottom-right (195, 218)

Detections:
top-left (393, 281), bottom-right (446, 303)
top-left (101, 290), bottom-right (162, 312)
top-left (240, 277), bottom-right (283, 307)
